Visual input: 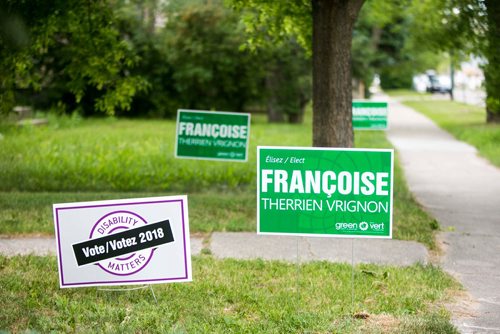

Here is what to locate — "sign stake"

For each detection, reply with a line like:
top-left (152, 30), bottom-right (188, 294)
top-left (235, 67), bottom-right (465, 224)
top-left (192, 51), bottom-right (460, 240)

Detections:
top-left (296, 236), bottom-right (301, 311)
top-left (149, 285), bottom-right (158, 304)
top-left (351, 238), bottom-right (355, 314)
top-left (97, 285), bottom-right (158, 304)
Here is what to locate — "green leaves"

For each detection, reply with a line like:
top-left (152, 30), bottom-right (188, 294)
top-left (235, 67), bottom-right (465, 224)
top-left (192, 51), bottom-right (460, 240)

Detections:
top-left (228, 0), bottom-right (312, 54)
top-left (0, 0), bottom-right (148, 116)
top-left (408, 0), bottom-right (487, 53)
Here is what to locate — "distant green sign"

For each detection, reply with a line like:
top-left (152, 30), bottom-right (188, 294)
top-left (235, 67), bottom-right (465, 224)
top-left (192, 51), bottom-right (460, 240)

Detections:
top-left (175, 110), bottom-right (250, 162)
top-left (352, 101), bottom-right (388, 130)
top-left (257, 146), bottom-right (393, 238)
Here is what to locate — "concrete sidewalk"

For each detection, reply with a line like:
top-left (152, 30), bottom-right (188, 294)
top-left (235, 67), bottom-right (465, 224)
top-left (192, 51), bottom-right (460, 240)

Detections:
top-left (0, 236), bottom-right (203, 258)
top-left (387, 99), bottom-right (500, 333)
top-left (0, 232), bottom-right (428, 266)
top-left (210, 232), bottom-right (427, 266)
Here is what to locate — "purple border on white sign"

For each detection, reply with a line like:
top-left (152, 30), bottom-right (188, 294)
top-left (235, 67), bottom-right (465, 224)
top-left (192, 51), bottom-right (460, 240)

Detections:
top-left (54, 198), bottom-right (189, 287)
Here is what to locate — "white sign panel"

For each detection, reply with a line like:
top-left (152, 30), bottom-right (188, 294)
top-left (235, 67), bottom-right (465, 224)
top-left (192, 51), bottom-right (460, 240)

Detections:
top-left (53, 195), bottom-right (192, 288)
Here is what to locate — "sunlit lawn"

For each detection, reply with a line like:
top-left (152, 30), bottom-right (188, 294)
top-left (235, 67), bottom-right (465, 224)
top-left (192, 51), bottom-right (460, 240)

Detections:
top-left (0, 255), bottom-right (459, 333)
top-left (0, 112), bottom-right (438, 248)
top-left (0, 110), bottom-right (461, 333)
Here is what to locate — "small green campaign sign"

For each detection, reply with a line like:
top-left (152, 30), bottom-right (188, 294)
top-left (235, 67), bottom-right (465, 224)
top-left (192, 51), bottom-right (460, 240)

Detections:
top-left (352, 101), bottom-right (388, 130)
top-left (257, 146), bottom-right (393, 238)
top-left (175, 109), bottom-right (250, 162)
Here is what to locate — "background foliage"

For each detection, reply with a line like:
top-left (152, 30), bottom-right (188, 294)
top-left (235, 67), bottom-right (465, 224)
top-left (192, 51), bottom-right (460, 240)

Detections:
top-left (1, 0), bottom-right (311, 121)
top-left (0, 0), bottom-right (149, 116)
top-left (1, 0), bottom-right (496, 119)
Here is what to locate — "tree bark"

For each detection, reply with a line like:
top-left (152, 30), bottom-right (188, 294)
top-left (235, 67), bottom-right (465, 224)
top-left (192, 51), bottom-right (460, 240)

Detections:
top-left (312, 0), bottom-right (365, 147)
top-left (288, 112), bottom-right (303, 123)
top-left (485, 0), bottom-right (500, 123)
top-left (266, 70), bottom-right (285, 123)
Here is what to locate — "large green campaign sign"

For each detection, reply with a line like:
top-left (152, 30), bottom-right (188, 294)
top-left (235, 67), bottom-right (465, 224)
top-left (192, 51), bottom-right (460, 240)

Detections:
top-left (352, 101), bottom-right (388, 130)
top-left (175, 109), bottom-right (250, 161)
top-left (258, 147), bottom-right (393, 238)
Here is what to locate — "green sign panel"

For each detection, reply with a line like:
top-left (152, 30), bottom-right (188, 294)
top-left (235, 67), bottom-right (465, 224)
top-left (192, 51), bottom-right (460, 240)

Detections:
top-left (352, 101), bottom-right (388, 130)
top-left (257, 146), bottom-right (393, 238)
top-left (175, 109), bottom-right (250, 162)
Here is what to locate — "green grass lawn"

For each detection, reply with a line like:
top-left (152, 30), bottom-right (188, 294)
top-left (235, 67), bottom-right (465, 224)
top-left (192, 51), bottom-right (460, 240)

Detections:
top-left (0, 255), bottom-right (459, 333)
top-left (0, 111), bottom-right (460, 332)
top-left (384, 89), bottom-right (432, 99)
top-left (0, 114), bottom-right (308, 192)
top-left (0, 114), bottom-right (438, 248)
top-left (389, 94), bottom-right (500, 168)
top-left (0, 190), bottom-right (255, 235)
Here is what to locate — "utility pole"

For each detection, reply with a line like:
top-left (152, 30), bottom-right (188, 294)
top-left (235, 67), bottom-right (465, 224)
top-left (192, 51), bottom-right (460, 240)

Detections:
top-left (450, 51), bottom-right (455, 101)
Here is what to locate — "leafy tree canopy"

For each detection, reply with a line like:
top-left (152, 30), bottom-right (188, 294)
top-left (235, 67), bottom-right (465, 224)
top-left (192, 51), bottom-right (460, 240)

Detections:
top-left (228, 0), bottom-right (312, 54)
top-left (0, 0), bottom-right (148, 116)
top-left (408, 0), bottom-right (499, 122)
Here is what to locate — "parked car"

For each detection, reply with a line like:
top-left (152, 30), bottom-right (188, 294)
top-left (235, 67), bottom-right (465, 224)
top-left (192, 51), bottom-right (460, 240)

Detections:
top-left (425, 70), bottom-right (452, 94)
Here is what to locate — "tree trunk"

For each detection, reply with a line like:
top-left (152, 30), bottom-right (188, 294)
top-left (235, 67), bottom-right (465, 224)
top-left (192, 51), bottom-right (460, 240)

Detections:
top-left (266, 70), bottom-right (285, 123)
top-left (487, 111), bottom-right (500, 123)
top-left (485, 0), bottom-right (500, 123)
top-left (288, 113), bottom-right (303, 123)
top-left (312, 0), bottom-right (365, 147)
